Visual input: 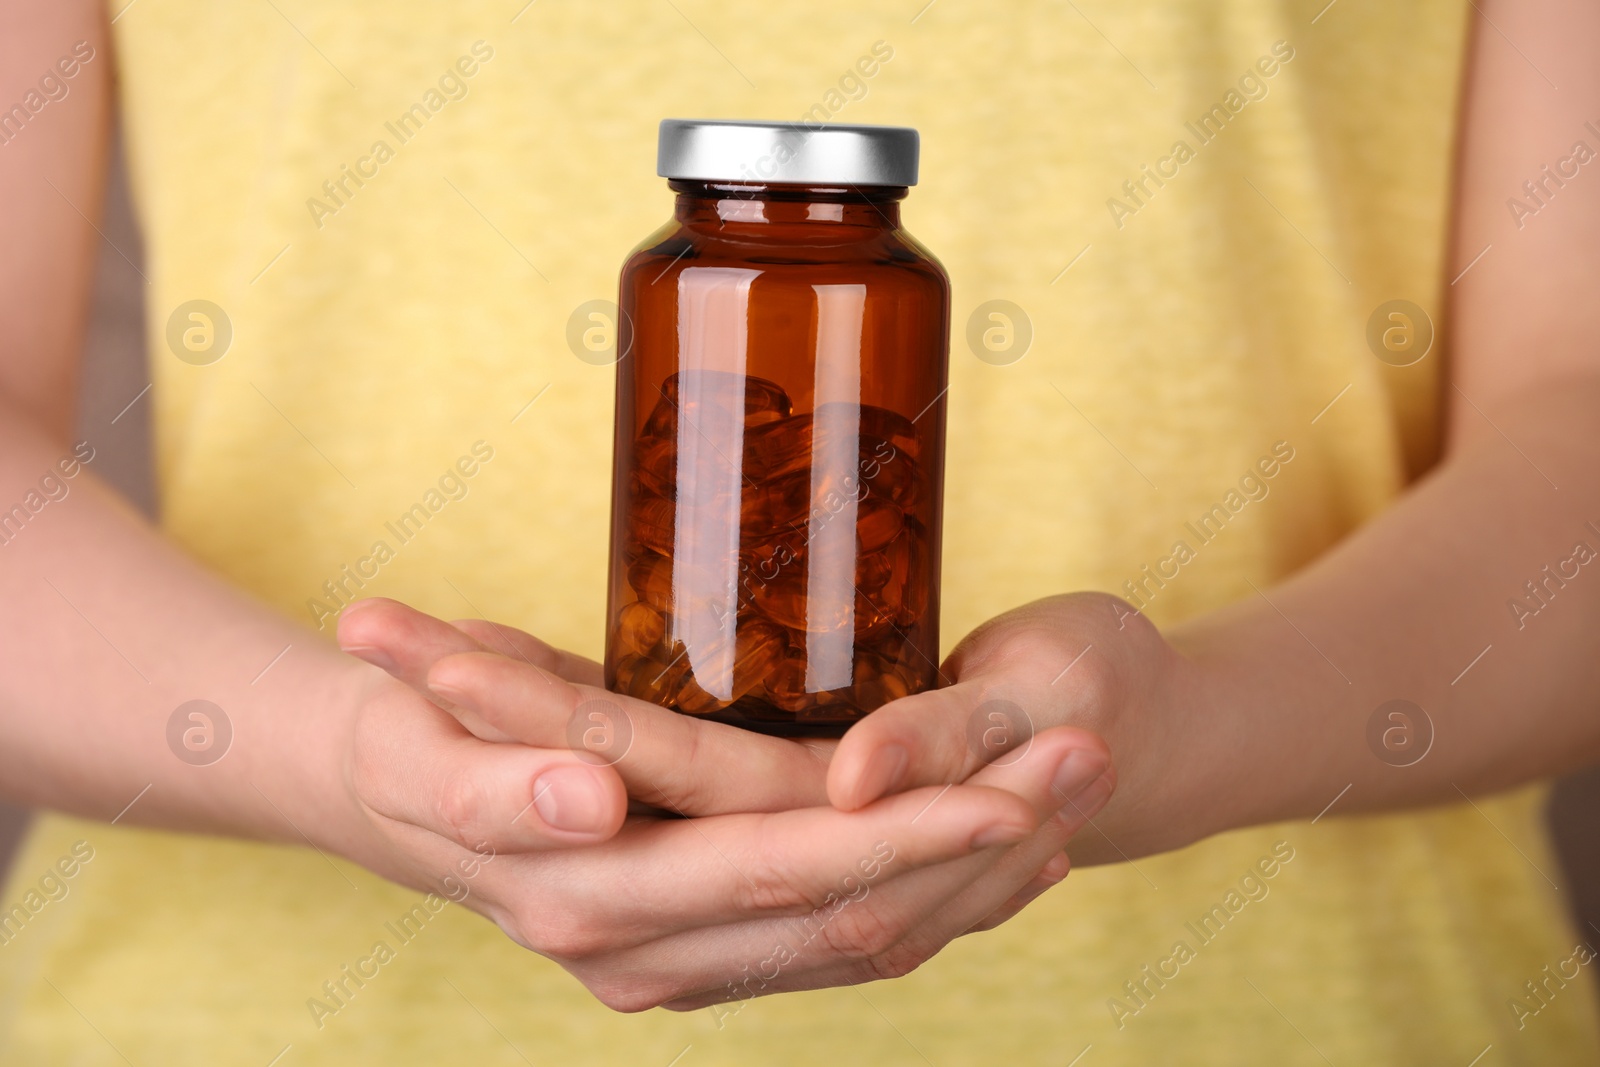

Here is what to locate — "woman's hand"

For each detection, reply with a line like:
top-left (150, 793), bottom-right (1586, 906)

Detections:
top-left (333, 598), bottom-right (1116, 1011)
top-left (829, 592), bottom-right (1210, 869)
top-left (325, 594), bottom-right (844, 901)
top-left (337, 597), bottom-right (837, 832)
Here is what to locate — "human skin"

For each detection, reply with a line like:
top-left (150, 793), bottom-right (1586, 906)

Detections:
top-left (3, 0), bottom-right (1599, 1015)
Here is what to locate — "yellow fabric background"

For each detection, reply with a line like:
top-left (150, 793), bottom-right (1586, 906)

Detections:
top-left (2, 0), bottom-right (1596, 1062)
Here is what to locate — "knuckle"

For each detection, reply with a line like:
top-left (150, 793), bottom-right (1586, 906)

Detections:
top-left (654, 720), bottom-right (711, 812)
top-left (993, 622), bottom-right (1121, 716)
top-left (434, 773), bottom-right (490, 848)
top-left (860, 940), bottom-right (933, 983)
top-left (996, 624), bottom-right (1073, 666)
top-left (817, 902), bottom-right (907, 962)
top-left (999, 626), bottom-right (1088, 683)
top-left (582, 974), bottom-right (672, 1014)
top-left (1069, 645), bottom-right (1119, 708)
top-left (1089, 589), bottom-right (1162, 644)
top-left (871, 947), bottom-right (929, 982)
top-left (730, 823), bottom-right (813, 914)
top-left (514, 913), bottom-right (611, 962)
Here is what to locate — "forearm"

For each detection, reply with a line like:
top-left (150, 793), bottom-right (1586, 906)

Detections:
top-left (0, 0), bottom-right (107, 437)
top-left (1164, 0), bottom-right (1600, 836)
top-left (1169, 375), bottom-right (1600, 833)
top-left (0, 404), bottom-right (371, 856)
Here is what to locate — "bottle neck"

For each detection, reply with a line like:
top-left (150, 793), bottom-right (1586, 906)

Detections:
top-left (669, 179), bottom-right (905, 231)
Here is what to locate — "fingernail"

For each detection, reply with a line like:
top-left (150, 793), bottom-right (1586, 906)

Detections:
top-left (856, 744), bottom-right (909, 804)
top-left (426, 679), bottom-right (469, 708)
top-left (1004, 858), bottom-right (1071, 914)
top-left (1056, 772), bottom-right (1115, 827)
top-left (971, 821), bottom-right (1031, 849)
top-left (1050, 749), bottom-right (1107, 806)
top-left (532, 767), bottom-right (611, 835)
top-left (341, 644), bottom-right (398, 674)
top-left (1039, 850), bottom-right (1072, 885)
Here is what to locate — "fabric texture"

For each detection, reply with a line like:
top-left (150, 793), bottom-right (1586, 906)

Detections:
top-left (2, 0), bottom-right (1596, 1063)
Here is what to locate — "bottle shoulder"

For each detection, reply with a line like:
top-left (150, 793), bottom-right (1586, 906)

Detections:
top-left (620, 218), bottom-right (947, 291)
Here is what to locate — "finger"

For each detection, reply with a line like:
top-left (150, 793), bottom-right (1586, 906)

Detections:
top-left (963, 850), bottom-right (1071, 934)
top-left (801, 727), bottom-right (1110, 956)
top-left (338, 598), bottom-right (513, 742)
top-left (655, 814), bottom-right (1085, 1013)
top-left (961, 724), bottom-right (1112, 819)
top-left (427, 650), bottom-right (835, 814)
top-left (512, 780), bottom-right (1038, 956)
top-left (339, 598), bottom-right (574, 743)
top-left (339, 598), bottom-right (600, 689)
top-left (338, 598), bottom-right (485, 690)
top-left (827, 681), bottom-right (987, 811)
top-left (356, 683), bottom-right (628, 851)
top-left (581, 802), bottom-right (1082, 1014)
top-left (828, 658), bottom-right (1108, 810)
top-left (653, 838), bottom-right (1075, 1011)
top-left (857, 750), bottom-right (1113, 953)
top-left (855, 730), bottom-right (1114, 941)
top-left (449, 618), bottom-right (605, 687)
top-left (568, 733), bottom-right (1106, 1009)
top-left (653, 730), bottom-right (1114, 1007)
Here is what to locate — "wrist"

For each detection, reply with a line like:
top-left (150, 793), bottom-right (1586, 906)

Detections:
top-left (1159, 607), bottom-right (1307, 843)
top-left (949, 592), bottom-right (1216, 860)
top-left (248, 649), bottom-right (379, 864)
top-left (1086, 596), bottom-right (1230, 857)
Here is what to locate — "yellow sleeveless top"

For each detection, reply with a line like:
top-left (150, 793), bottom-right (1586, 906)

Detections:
top-left (3, 1), bottom-right (1596, 1062)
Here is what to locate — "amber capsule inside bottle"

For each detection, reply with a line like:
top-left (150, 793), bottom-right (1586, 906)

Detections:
top-left (604, 119), bottom-right (950, 737)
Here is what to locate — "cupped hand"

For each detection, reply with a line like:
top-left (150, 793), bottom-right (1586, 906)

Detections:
top-left (828, 591), bottom-right (1205, 868)
top-left (333, 598), bottom-right (1117, 1011)
top-left (337, 597), bottom-right (838, 833)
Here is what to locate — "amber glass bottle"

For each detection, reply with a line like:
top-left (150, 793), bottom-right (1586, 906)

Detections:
top-left (604, 119), bottom-right (949, 736)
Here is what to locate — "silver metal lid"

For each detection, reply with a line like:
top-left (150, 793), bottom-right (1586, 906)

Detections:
top-left (657, 119), bottom-right (919, 187)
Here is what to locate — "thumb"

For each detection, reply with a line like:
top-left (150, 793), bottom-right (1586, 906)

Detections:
top-left (827, 680), bottom-right (1027, 811)
top-left (829, 610), bottom-right (1125, 810)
